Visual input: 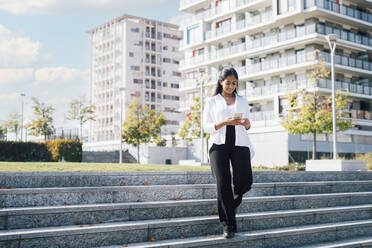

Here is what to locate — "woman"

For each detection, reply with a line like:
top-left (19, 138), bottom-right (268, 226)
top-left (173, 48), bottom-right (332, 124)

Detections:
top-left (203, 67), bottom-right (254, 238)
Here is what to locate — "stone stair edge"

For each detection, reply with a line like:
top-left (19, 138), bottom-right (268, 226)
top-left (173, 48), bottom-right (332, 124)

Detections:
top-left (1, 210), bottom-right (372, 241)
top-left (1, 180), bottom-right (372, 194)
top-left (1, 171), bottom-right (372, 176)
top-left (1, 192), bottom-right (372, 216)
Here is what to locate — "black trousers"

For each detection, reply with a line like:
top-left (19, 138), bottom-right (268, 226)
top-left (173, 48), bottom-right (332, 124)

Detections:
top-left (209, 125), bottom-right (253, 232)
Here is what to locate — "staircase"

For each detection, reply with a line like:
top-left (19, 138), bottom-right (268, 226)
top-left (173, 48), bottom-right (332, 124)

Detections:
top-left (1, 171), bottom-right (372, 248)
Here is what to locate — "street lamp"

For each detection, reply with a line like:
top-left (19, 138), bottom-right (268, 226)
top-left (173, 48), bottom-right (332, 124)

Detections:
top-left (20, 93), bottom-right (26, 141)
top-left (325, 34), bottom-right (339, 160)
top-left (198, 67), bottom-right (206, 164)
top-left (119, 87), bottom-right (125, 164)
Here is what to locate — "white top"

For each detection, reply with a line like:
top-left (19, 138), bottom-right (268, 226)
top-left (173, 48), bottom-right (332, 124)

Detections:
top-left (203, 93), bottom-right (255, 159)
top-left (225, 103), bottom-right (235, 117)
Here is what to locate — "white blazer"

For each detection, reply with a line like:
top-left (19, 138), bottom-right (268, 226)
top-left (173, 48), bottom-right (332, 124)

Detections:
top-left (203, 93), bottom-right (255, 159)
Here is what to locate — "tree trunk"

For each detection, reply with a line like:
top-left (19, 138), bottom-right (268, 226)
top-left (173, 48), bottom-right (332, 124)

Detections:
top-left (137, 143), bottom-right (140, 164)
top-left (312, 131), bottom-right (317, 160)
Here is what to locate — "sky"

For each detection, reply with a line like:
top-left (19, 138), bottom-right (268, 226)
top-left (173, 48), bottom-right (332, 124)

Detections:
top-left (0, 0), bottom-right (186, 130)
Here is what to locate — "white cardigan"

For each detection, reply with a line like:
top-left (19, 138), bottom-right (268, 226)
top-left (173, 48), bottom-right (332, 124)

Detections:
top-left (203, 93), bottom-right (255, 159)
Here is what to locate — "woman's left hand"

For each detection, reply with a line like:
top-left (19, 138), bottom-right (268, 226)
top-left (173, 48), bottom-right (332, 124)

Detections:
top-left (239, 118), bottom-right (251, 130)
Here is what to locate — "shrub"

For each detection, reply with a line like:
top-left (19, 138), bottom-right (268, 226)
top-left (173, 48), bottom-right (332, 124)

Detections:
top-left (0, 141), bottom-right (52, 162)
top-left (45, 139), bottom-right (82, 162)
top-left (356, 153), bottom-right (372, 171)
top-left (0, 140), bottom-right (82, 162)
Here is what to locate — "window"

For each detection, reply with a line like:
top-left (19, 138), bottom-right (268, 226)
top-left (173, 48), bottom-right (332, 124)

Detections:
top-left (171, 83), bottom-right (179, 89)
top-left (130, 65), bottom-right (140, 71)
top-left (131, 27), bottom-right (139, 33)
top-left (163, 82), bottom-right (168, 87)
top-left (163, 58), bottom-right (171, 63)
top-left (172, 71), bottom-right (182, 77)
top-left (129, 52), bottom-right (134, 57)
top-left (163, 45), bottom-right (168, 50)
top-left (173, 59), bottom-right (179, 65)
top-left (163, 95), bottom-right (180, 101)
top-left (316, 23), bottom-right (325, 34)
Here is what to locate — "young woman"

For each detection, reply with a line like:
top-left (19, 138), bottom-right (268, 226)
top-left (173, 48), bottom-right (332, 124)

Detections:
top-left (203, 67), bottom-right (254, 238)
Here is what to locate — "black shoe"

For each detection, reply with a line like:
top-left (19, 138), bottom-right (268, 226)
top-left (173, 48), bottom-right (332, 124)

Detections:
top-left (223, 230), bottom-right (235, 239)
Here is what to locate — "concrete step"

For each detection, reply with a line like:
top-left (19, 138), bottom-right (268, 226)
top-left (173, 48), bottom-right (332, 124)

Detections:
top-left (1, 181), bottom-right (372, 208)
top-left (1, 171), bottom-right (372, 188)
top-left (2, 192), bottom-right (372, 230)
top-left (1, 206), bottom-right (372, 248)
top-left (95, 220), bottom-right (372, 248)
top-left (297, 236), bottom-right (372, 247)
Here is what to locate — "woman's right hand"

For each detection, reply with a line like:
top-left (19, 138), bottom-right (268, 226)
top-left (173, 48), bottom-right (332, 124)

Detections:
top-left (223, 117), bottom-right (241, 126)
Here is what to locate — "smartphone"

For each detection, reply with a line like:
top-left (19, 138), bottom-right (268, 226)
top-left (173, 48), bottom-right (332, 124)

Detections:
top-left (234, 113), bottom-right (243, 118)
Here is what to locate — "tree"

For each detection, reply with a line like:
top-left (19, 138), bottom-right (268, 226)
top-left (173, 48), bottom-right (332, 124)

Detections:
top-left (26, 97), bottom-right (55, 141)
top-left (0, 121), bottom-right (8, 140)
top-left (122, 98), bottom-right (167, 163)
top-left (178, 96), bottom-right (210, 149)
top-left (3, 112), bottom-right (21, 140)
top-left (280, 50), bottom-right (353, 160)
top-left (66, 97), bottom-right (96, 142)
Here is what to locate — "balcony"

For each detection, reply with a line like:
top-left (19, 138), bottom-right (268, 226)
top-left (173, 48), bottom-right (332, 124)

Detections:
top-left (343, 109), bottom-right (372, 121)
top-left (204, 10), bottom-right (272, 42)
top-left (245, 80), bottom-right (311, 98)
top-left (250, 111), bottom-right (275, 121)
top-left (180, 0), bottom-right (269, 26)
top-left (304, 0), bottom-right (372, 28)
top-left (318, 79), bottom-right (372, 97)
top-left (179, 0), bottom-right (210, 12)
top-left (320, 51), bottom-right (372, 73)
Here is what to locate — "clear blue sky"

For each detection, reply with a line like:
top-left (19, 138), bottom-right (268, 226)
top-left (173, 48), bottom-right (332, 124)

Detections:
top-left (0, 0), bottom-right (184, 128)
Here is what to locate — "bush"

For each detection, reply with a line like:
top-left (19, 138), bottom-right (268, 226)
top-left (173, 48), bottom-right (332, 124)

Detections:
top-left (253, 163), bottom-right (305, 171)
top-left (356, 153), bottom-right (372, 171)
top-left (0, 140), bottom-right (82, 162)
top-left (45, 139), bottom-right (82, 162)
top-left (0, 141), bottom-right (52, 162)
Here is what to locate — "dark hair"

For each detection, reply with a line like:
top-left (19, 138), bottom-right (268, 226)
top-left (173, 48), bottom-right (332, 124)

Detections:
top-left (213, 67), bottom-right (239, 96)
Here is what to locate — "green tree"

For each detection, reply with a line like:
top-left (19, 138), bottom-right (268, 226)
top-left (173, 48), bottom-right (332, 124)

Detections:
top-left (178, 96), bottom-right (210, 148)
top-left (122, 98), bottom-right (167, 163)
top-left (26, 97), bottom-right (55, 141)
top-left (66, 97), bottom-right (96, 142)
top-left (3, 112), bottom-right (21, 140)
top-left (280, 50), bottom-right (353, 160)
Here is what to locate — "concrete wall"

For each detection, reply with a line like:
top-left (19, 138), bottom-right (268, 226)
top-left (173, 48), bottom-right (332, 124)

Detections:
top-left (249, 131), bottom-right (289, 167)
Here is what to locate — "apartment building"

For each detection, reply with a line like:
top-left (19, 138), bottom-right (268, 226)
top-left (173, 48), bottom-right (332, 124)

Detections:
top-left (85, 14), bottom-right (184, 151)
top-left (179, 0), bottom-right (372, 166)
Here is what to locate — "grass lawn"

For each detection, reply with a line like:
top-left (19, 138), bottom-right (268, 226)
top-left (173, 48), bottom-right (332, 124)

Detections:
top-left (0, 162), bottom-right (212, 172)
top-left (0, 162), bottom-right (305, 172)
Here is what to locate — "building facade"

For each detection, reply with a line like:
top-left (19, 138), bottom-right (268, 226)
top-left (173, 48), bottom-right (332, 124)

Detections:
top-left (179, 0), bottom-right (372, 166)
top-left (85, 14), bottom-right (184, 151)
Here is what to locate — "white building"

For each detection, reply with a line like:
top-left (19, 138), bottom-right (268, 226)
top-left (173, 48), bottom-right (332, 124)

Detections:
top-left (85, 14), bottom-right (184, 151)
top-left (179, 0), bottom-right (372, 166)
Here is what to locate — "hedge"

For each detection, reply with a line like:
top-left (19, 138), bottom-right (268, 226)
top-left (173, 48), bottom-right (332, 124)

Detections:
top-left (45, 139), bottom-right (82, 162)
top-left (0, 140), bottom-right (82, 162)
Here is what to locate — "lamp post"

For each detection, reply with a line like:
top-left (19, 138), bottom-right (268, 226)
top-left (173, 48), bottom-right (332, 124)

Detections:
top-left (119, 87), bottom-right (125, 164)
top-left (20, 93), bottom-right (26, 141)
top-left (325, 34), bottom-right (339, 160)
top-left (198, 68), bottom-right (206, 164)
